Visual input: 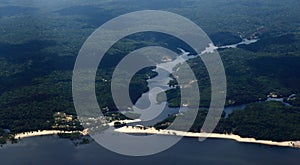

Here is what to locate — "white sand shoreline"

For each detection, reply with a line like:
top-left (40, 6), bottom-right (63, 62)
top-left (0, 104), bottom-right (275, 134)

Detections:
top-left (14, 130), bottom-right (88, 139)
top-left (12, 119), bottom-right (300, 149)
top-left (12, 119), bottom-right (140, 140)
top-left (114, 126), bottom-right (300, 149)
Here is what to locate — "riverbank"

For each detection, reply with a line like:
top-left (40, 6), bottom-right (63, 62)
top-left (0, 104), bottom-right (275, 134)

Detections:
top-left (114, 126), bottom-right (300, 148)
top-left (12, 119), bottom-right (140, 140)
top-left (10, 119), bottom-right (139, 141)
top-left (14, 129), bottom-right (88, 139)
top-left (11, 121), bottom-right (300, 149)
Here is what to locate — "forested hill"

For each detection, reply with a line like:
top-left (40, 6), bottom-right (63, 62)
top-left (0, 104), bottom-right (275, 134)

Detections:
top-left (0, 0), bottom-right (299, 137)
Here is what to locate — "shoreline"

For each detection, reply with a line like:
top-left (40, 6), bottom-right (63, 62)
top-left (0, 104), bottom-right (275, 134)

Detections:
top-left (114, 126), bottom-right (300, 149)
top-left (10, 119), bottom-right (139, 140)
top-left (10, 125), bottom-right (300, 149)
top-left (10, 118), bottom-right (300, 149)
top-left (14, 129), bottom-right (88, 140)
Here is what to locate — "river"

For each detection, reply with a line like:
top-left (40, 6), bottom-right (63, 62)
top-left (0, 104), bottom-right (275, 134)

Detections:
top-left (6, 38), bottom-right (299, 164)
top-left (126, 38), bottom-right (258, 126)
top-left (130, 37), bottom-right (293, 123)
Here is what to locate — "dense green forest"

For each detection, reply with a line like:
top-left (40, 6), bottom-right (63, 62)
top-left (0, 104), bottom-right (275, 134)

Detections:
top-left (155, 101), bottom-right (300, 141)
top-left (0, 0), bottom-right (300, 143)
top-left (163, 29), bottom-right (300, 107)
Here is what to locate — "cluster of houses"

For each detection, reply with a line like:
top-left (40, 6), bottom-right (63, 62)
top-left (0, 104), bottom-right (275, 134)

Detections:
top-left (52, 112), bottom-right (80, 130)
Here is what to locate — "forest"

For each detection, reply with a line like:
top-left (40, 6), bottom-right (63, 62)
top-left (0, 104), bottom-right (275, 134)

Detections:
top-left (155, 101), bottom-right (300, 142)
top-left (0, 0), bottom-right (300, 143)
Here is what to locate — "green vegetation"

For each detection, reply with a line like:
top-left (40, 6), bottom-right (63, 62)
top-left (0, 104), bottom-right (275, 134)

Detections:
top-left (156, 102), bottom-right (300, 141)
top-left (164, 33), bottom-right (300, 107)
top-left (0, 0), bottom-right (300, 142)
top-left (217, 102), bottom-right (300, 141)
top-left (52, 112), bottom-right (83, 131)
top-left (57, 132), bottom-right (82, 140)
top-left (57, 132), bottom-right (92, 145)
top-left (0, 128), bottom-right (15, 145)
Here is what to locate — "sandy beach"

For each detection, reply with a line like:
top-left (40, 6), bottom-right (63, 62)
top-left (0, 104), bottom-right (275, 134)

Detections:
top-left (12, 119), bottom-right (140, 140)
top-left (12, 119), bottom-right (300, 149)
top-left (107, 119), bottom-right (142, 126)
top-left (14, 130), bottom-right (88, 139)
top-left (114, 126), bottom-right (300, 148)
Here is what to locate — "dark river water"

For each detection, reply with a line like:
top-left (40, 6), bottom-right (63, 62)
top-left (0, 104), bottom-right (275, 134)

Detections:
top-left (1, 136), bottom-right (300, 165)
